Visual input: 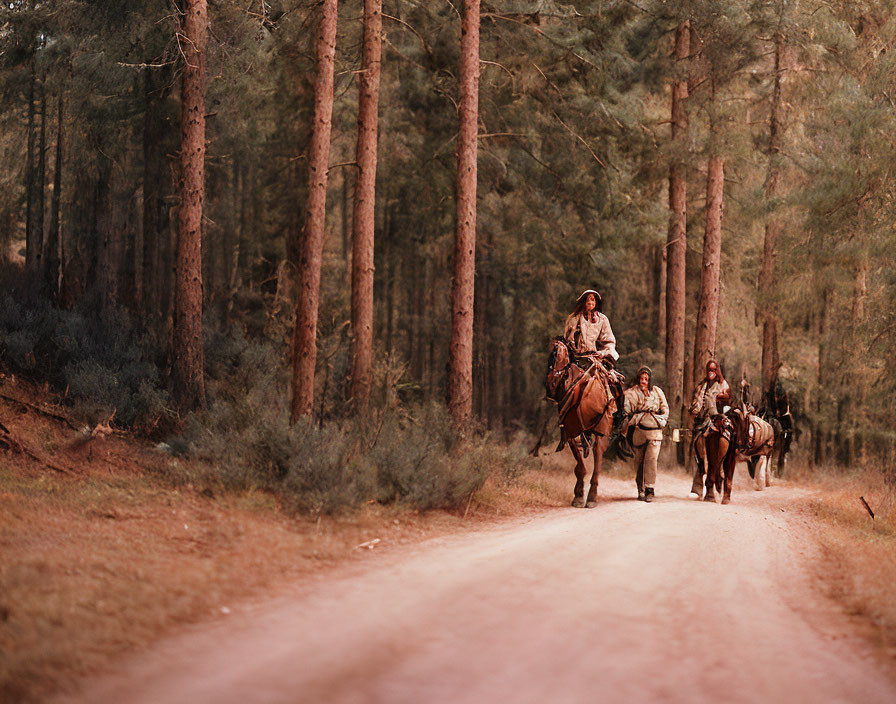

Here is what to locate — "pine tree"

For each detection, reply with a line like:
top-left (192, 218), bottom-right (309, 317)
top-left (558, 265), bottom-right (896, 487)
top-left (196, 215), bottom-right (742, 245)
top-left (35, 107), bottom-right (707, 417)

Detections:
top-left (172, 0), bottom-right (208, 411)
top-left (291, 0), bottom-right (338, 421)
top-left (448, 0), bottom-right (480, 428)
top-left (349, 0), bottom-right (382, 412)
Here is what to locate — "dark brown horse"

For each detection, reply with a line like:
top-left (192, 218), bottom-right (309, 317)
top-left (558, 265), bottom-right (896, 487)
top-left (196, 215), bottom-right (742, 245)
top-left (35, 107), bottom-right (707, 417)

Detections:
top-left (546, 337), bottom-right (616, 508)
top-left (703, 409), bottom-right (778, 504)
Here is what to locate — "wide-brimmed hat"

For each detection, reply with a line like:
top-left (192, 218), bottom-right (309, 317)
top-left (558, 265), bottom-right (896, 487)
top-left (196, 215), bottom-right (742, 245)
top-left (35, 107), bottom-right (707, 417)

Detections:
top-left (575, 289), bottom-right (602, 305)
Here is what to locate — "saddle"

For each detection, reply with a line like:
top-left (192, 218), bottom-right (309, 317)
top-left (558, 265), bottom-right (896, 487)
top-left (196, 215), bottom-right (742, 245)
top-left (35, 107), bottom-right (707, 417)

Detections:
top-left (711, 411), bottom-right (774, 457)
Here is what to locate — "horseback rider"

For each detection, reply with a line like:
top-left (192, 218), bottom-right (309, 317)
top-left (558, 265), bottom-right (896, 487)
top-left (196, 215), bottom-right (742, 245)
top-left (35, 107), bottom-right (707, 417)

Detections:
top-left (623, 366), bottom-right (669, 502)
top-left (563, 289), bottom-right (618, 369)
top-left (689, 359), bottom-right (730, 428)
top-left (688, 359), bottom-right (731, 498)
top-left (564, 289), bottom-right (624, 434)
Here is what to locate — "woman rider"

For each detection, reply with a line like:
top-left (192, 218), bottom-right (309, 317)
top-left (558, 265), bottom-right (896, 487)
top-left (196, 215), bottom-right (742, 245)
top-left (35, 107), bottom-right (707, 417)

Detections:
top-left (563, 289), bottom-right (618, 369)
top-left (688, 359), bottom-right (731, 498)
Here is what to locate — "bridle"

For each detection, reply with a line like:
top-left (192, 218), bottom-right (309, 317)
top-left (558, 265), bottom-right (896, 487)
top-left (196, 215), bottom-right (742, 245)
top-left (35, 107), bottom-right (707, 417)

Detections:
top-left (546, 337), bottom-right (576, 401)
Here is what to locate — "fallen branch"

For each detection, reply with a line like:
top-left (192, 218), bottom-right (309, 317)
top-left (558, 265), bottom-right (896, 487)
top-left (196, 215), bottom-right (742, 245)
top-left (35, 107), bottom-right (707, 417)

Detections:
top-left (859, 496), bottom-right (875, 520)
top-left (0, 423), bottom-right (78, 476)
top-left (0, 392), bottom-right (80, 431)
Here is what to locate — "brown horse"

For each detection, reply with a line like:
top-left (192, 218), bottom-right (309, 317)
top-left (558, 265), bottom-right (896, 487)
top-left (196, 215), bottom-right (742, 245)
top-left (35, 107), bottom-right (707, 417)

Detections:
top-left (703, 409), bottom-right (778, 504)
top-left (545, 337), bottom-right (617, 508)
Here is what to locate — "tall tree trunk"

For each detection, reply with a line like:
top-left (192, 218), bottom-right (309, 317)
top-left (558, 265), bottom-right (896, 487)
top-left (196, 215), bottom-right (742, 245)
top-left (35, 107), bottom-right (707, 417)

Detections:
top-left (172, 0), bottom-right (208, 412)
top-left (290, 0), bottom-right (338, 421)
top-left (813, 285), bottom-right (832, 465)
top-left (448, 0), bottom-right (480, 428)
top-left (349, 0), bottom-right (382, 411)
top-left (693, 156), bottom-right (725, 380)
top-left (225, 162), bottom-right (243, 323)
top-left (142, 68), bottom-right (170, 326)
top-left (341, 161), bottom-right (351, 283)
top-left (665, 20), bottom-right (689, 429)
top-left (46, 89), bottom-right (64, 300)
top-left (25, 63), bottom-right (36, 277)
top-left (655, 244), bottom-right (666, 345)
top-left (141, 69), bottom-right (163, 316)
top-left (758, 33), bottom-right (784, 396)
top-left (848, 258), bottom-right (868, 466)
top-left (35, 81), bottom-right (47, 283)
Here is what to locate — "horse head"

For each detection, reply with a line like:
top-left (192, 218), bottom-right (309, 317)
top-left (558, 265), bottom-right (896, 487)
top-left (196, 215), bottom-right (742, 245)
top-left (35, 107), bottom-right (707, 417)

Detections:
top-left (727, 408), bottom-right (751, 450)
top-left (545, 337), bottom-right (574, 400)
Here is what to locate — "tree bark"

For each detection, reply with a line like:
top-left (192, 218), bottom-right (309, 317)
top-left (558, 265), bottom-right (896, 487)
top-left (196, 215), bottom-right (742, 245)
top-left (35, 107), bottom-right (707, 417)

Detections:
top-left (141, 68), bottom-right (165, 317)
top-left (655, 244), bottom-right (666, 345)
top-left (693, 156), bottom-right (724, 380)
top-left (759, 33), bottom-right (784, 396)
top-left (172, 0), bottom-right (208, 412)
top-left (35, 81), bottom-right (47, 283)
top-left (349, 0), bottom-right (382, 411)
top-left (25, 63), bottom-right (36, 277)
top-left (665, 20), bottom-right (689, 426)
top-left (290, 0), bottom-right (338, 422)
top-left (225, 162), bottom-right (243, 323)
top-left (448, 0), bottom-right (480, 429)
top-left (45, 89), bottom-right (64, 300)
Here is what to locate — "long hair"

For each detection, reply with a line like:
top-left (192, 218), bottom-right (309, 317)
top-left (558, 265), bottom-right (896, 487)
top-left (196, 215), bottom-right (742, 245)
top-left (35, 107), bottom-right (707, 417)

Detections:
top-left (568, 290), bottom-right (602, 325)
top-left (704, 359), bottom-right (726, 387)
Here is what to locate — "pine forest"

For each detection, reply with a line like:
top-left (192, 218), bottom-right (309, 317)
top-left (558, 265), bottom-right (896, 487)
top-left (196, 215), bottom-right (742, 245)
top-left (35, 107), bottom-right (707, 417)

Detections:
top-left (2, 0), bottom-right (896, 498)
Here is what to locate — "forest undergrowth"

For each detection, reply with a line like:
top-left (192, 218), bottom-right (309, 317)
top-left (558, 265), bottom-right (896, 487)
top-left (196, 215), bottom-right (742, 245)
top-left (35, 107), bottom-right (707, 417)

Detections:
top-left (0, 292), bottom-right (536, 514)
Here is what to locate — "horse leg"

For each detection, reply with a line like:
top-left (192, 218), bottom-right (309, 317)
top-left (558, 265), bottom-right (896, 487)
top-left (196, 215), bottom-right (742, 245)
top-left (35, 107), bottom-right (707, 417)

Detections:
top-left (754, 455), bottom-right (766, 491)
top-left (721, 454), bottom-right (735, 504)
top-left (704, 436), bottom-right (720, 502)
top-left (585, 436), bottom-right (605, 508)
top-left (690, 434), bottom-right (706, 498)
top-left (569, 439), bottom-right (586, 508)
top-left (765, 452), bottom-right (773, 487)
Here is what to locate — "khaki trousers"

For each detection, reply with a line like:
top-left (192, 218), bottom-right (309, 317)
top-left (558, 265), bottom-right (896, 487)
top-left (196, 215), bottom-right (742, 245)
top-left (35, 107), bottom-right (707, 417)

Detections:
top-left (632, 428), bottom-right (662, 491)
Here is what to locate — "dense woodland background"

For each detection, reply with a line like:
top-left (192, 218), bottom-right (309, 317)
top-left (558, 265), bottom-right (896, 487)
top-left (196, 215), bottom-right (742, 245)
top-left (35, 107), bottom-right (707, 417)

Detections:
top-left (2, 0), bottom-right (895, 483)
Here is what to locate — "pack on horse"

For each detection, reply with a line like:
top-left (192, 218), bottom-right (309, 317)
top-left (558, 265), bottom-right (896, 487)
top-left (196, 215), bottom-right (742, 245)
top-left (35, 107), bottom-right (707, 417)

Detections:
top-left (737, 372), bottom-right (787, 486)
top-left (702, 408), bottom-right (779, 504)
top-left (758, 381), bottom-right (795, 474)
top-left (545, 337), bottom-right (620, 508)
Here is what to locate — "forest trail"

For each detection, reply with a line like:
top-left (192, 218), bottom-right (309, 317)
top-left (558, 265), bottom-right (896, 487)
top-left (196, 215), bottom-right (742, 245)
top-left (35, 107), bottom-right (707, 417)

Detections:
top-left (61, 471), bottom-right (895, 704)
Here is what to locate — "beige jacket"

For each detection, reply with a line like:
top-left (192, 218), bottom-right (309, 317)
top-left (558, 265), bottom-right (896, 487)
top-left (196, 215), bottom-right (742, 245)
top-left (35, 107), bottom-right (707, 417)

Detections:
top-left (689, 379), bottom-right (730, 420)
top-left (624, 385), bottom-right (669, 442)
top-left (564, 312), bottom-right (618, 360)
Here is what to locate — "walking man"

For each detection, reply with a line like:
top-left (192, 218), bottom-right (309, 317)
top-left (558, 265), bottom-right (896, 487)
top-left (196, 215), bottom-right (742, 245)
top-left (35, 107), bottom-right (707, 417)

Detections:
top-left (623, 366), bottom-right (669, 502)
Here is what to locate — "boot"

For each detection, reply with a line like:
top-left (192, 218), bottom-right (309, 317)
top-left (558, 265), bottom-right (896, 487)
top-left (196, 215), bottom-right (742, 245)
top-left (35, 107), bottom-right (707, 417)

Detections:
top-left (644, 487), bottom-right (655, 503)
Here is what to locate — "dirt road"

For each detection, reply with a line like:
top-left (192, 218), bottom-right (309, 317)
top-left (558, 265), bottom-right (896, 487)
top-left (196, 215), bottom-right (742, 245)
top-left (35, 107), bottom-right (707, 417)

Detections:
top-left (62, 471), bottom-right (895, 704)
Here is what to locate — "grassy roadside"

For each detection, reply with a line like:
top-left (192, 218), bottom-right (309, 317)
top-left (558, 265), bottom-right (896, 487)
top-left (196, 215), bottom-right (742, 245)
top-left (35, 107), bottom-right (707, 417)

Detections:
top-left (786, 461), bottom-right (896, 659)
top-left (0, 384), bottom-right (574, 703)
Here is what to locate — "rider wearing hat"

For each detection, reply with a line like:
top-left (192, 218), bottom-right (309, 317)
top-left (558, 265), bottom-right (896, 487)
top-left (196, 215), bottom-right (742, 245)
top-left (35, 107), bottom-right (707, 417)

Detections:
top-left (564, 289), bottom-right (618, 368)
top-left (623, 366), bottom-right (669, 502)
top-left (688, 359), bottom-right (731, 497)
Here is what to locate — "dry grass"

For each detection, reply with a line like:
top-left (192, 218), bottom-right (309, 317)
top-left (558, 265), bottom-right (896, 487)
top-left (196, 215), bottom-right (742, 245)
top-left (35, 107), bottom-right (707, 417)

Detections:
top-left (787, 459), bottom-right (896, 656)
top-left (0, 381), bottom-right (568, 702)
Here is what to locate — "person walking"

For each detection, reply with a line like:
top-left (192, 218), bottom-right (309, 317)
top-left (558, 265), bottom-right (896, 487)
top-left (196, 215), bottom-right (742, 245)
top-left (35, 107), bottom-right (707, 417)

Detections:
top-left (623, 366), bottom-right (669, 502)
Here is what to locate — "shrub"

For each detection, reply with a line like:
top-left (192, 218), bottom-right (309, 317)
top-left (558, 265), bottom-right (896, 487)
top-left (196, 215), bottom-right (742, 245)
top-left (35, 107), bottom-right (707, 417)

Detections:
top-left (0, 294), bottom-right (172, 429)
top-left (174, 391), bottom-right (523, 514)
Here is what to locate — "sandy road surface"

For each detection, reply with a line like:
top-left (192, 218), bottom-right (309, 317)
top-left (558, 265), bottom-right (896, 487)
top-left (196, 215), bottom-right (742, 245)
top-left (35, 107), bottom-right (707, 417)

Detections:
top-left (62, 471), bottom-right (895, 704)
